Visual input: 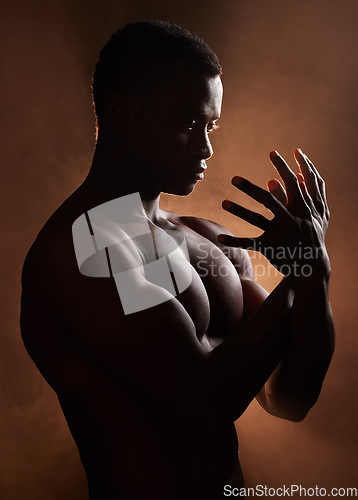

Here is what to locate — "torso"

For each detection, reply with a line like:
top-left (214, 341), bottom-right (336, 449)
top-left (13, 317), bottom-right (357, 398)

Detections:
top-left (21, 191), bottom-right (248, 499)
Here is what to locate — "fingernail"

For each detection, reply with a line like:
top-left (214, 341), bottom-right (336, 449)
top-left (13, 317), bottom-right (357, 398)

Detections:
top-left (269, 150), bottom-right (280, 159)
top-left (222, 200), bottom-right (232, 209)
top-left (232, 176), bottom-right (243, 186)
top-left (267, 179), bottom-right (280, 190)
top-left (298, 149), bottom-right (310, 163)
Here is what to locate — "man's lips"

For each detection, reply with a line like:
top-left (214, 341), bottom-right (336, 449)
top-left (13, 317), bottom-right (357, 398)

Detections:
top-left (183, 164), bottom-right (207, 179)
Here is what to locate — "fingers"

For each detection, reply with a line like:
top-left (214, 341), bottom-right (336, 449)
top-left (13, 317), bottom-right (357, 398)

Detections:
top-left (294, 149), bottom-right (326, 216)
top-left (296, 173), bottom-right (313, 206)
top-left (269, 150), bottom-right (309, 214)
top-left (295, 149), bottom-right (321, 199)
top-left (302, 152), bottom-right (328, 207)
top-left (222, 200), bottom-right (271, 231)
top-left (231, 176), bottom-right (286, 216)
top-left (218, 234), bottom-right (256, 249)
top-left (267, 178), bottom-right (287, 206)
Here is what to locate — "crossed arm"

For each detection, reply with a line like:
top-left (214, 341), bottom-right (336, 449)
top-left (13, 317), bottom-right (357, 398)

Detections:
top-left (219, 148), bottom-right (335, 421)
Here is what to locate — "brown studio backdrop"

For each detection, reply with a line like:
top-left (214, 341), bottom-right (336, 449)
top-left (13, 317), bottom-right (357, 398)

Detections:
top-left (1, 0), bottom-right (357, 498)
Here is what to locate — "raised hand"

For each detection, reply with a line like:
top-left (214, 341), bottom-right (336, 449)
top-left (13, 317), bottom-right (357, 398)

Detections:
top-left (218, 149), bottom-right (330, 280)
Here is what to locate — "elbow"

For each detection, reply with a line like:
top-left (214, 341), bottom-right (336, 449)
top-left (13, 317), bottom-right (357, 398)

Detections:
top-left (280, 405), bottom-right (312, 422)
top-left (290, 391), bottom-right (321, 422)
top-left (267, 401), bottom-right (313, 422)
top-left (264, 388), bottom-right (321, 423)
top-left (265, 365), bottom-right (332, 423)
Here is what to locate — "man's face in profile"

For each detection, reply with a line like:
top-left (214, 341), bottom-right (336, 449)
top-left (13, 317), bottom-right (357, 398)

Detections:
top-left (123, 66), bottom-right (223, 196)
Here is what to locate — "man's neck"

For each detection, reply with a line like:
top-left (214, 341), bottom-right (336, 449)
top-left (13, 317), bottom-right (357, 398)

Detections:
top-left (80, 139), bottom-right (164, 226)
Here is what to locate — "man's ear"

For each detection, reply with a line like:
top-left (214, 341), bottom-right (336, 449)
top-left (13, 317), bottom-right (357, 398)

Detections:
top-left (104, 92), bottom-right (130, 130)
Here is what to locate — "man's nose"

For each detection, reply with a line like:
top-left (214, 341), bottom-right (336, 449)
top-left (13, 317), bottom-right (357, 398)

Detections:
top-left (190, 130), bottom-right (213, 160)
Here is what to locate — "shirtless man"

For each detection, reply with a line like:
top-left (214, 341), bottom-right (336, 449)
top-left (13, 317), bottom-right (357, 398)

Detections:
top-left (20, 21), bottom-right (335, 499)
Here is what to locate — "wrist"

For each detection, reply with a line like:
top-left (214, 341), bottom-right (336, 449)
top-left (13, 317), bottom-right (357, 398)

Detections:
top-left (282, 244), bottom-right (331, 286)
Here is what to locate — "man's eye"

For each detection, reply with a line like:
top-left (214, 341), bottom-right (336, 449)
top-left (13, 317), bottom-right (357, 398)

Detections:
top-left (179, 119), bottom-right (219, 133)
top-left (207, 122), bottom-right (219, 133)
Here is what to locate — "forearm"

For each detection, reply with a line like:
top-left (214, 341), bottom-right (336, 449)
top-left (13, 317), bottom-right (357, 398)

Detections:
top-left (262, 271), bottom-right (335, 420)
top-left (201, 278), bottom-right (294, 428)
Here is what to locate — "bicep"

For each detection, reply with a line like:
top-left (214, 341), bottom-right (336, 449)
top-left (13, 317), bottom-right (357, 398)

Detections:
top-left (49, 261), bottom-right (210, 420)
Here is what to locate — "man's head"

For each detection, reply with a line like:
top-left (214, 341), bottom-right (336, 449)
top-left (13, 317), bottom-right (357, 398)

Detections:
top-left (92, 21), bottom-right (223, 196)
top-left (92, 20), bottom-right (222, 128)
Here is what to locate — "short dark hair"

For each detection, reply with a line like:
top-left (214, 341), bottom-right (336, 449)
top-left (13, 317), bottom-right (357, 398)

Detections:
top-left (92, 20), bottom-right (222, 126)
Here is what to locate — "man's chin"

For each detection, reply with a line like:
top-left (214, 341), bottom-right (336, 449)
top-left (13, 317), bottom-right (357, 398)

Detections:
top-left (162, 180), bottom-right (198, 197)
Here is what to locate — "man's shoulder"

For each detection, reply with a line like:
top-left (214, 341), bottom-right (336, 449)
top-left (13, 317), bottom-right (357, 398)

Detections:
top-left (21, 199), bottom-right (84, 297)
top-left (178, 215), bottom-right (233, 241)
top-left (22, 186), bottom-right (104, 277)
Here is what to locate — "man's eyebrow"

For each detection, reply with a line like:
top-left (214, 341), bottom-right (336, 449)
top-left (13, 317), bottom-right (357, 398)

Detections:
top-left (182, 108), bottom-right (220, 121)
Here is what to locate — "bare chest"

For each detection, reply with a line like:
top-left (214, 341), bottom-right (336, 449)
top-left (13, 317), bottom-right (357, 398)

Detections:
top-left (144, 222), bottom-right (244, 346)
top-left (183, 230), bottom-right (244, 343)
